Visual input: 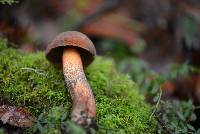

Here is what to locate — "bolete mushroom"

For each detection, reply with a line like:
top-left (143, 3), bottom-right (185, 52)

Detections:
top-left (45, 31), bottom-right (96, 126)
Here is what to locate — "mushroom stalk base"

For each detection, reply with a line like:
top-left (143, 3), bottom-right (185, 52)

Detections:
top-left (62, 48), bottom-right (96, 126)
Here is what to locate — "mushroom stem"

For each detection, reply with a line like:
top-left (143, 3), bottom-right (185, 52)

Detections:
top-left (62, 48), bottom-right (96, 126)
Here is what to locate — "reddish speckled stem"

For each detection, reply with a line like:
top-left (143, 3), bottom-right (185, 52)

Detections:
top-left (62, 48), bottom-right (96, 126)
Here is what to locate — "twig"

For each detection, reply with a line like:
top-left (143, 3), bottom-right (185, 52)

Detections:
top-left (150, 86), bottom-right (162, 119)
top-left (70, 0), bottom-right (121, 30)
top-left (21, 67), bottom-right (46, 75)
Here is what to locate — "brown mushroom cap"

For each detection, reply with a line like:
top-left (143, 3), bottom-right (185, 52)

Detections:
top-left (45, 31), bottom-right (96, 68)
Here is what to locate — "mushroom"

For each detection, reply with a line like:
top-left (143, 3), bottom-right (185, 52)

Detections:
top-left (45, 31), bottom-right (96, 126)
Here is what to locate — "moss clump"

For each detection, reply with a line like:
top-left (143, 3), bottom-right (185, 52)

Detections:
top-left (0, 38), bottom-right (157, 133)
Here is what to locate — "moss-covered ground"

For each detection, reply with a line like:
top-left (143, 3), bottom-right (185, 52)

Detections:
top-left (0, 38), bottom-right (157, 133)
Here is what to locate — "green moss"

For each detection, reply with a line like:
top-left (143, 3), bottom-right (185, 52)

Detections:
top-left (0, 38), bottom-right (157, 133)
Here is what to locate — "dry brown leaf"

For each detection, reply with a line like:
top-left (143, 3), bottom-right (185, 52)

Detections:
top-left (0, 105), bottom-right (35, 128)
